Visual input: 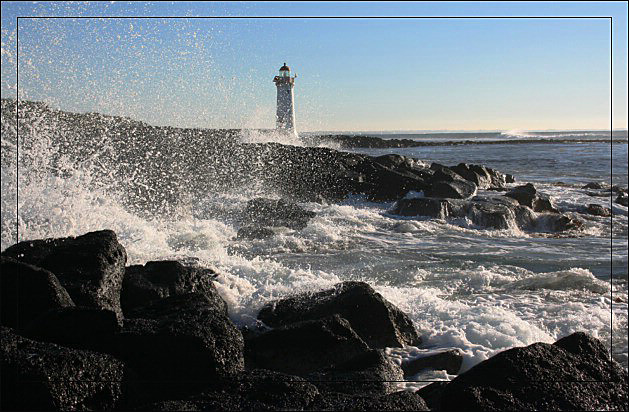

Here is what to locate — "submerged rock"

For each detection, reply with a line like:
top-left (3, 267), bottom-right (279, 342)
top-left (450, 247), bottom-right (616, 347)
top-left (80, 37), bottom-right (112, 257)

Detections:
top-left (1, 326), bottom-right (127, 411)
top-left (401, 349), bottom-right (464, 376)
top-left (2, 230), bottom-right (127, 323)
top-left (389, 198), bottom-right (450, 219)
top-left (439, 332), bottom-right (628, 411)
top-left (258, 281), bottom-right (421, 349)
top-left (616, 193), bottom-right (628, 207)
top-left (1, 256), bottom-right (74, 330)
top-left (243, 198), bottom-right (316, 230)
top-left (236, 225), bottom-right (276, 240)
top-left (121, 260), bottom-right (218, 314)
top-left (245, 314), bottom-right (370, 376)
top-left (584, 203), bottom-right (612, 217)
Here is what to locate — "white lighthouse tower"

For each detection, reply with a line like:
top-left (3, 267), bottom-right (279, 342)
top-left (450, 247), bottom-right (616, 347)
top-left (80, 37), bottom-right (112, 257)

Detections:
top-left (273, 63), bottom-right (297, 136)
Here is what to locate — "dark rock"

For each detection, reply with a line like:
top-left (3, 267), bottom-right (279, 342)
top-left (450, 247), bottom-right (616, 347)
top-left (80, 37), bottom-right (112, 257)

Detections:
top-left (616, 193), bottom-right (628, 207)
top-left (0, 256), bottom-right (74, 329)
top-left (402, 349), bottom-right (464, 376)
top-left (504, 183), bottom-right (559, 213)
top-left (463, 197), bottom-right (519, 230)
top-left (245, 314), bottom-right (370, 376)
top-left (439, 332), bottom-right (628, 411)
top-left (430, 164), bottom-right (464, 183)
top-left (353, 159), bottom-right (432, 201)
top-left (584, 203), bottom-right (612, 217)
top-left (2, 230), bottom-right (127, 323)
top-left (373, 154), bottom-right (424, 170)
top-left (546, 214), bottom-right (584, 232)
top-left (308, 349), bottom-right (404, 395)
top-left (416, 381), bottom-right (448, 411)
top-left (243, 198), bottom-right (316, 230)
top-left (258, 281), bottom-right (421, 349)
top-left (451, 163), bottom-right (493, 189)
top-left (389, 198), bottom-right (450, 219)
top-left (236, 225), bottom-right (276, 240)
top-left (116, 292), bottom-right (244, 402)
top-left (23, 307), bottom-right (120, 351)
top-left (310, 390), bottom-right (430, 411)
top-left (1, 326), bottom-right (127, 411)
top-left (141, 369), bottom-right (320, 411)
top-left (121, 260), bottom-right (218, 314)
top-left (505, 173), bottom-right (515, 183)
top-left (425, 180), bottom-right (477, 199)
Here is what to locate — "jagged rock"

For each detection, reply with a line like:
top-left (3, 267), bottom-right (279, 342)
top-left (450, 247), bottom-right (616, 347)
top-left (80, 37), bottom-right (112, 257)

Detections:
top-left (425, 180), bottom-right (477, 199)
top-left (463, 197), bottom-right (520, 230)
top-left (430, 163), bottom-right (463, 183)
top-left (353, 159), bottom-right (432, 201)
top-left (505, 183), bottom-right (559, 213)
top-left (309, 390), bottom-right (430, 411)
top-left (236, 225), bottom-right (276, 240)
top-left (1, 326), bottom-right (127, 411)
top-left (451, 163), bottom-right (493, 189)
top-left (121, 260), bottom-right (218, 314)
top-left (374, 154), bottom-right (428, 170)
top-left (308, 349), bottom-right (404, 395)
top-left (258, 281), bottom-right (421, 349)
top-left (439, 332), bottom-right (628, 411)
top-left (616, 193), bottom-right (628, 207)
top-left (23, 307), bottom-right (120, 351)
top-left (0, 256), bottom-right (74, 329)
top-left (389, 198), bottom-right (450, 219)
top-left (401, 349), bottom-right (464, 376)
top-left (116, 292), bottom-right (244, 402)
top-left (140, 369), bottom-right (320, 411)
top-left (243, 198), bottom-right (316, 230)
top-left (245, 314), bottom-right (370, 376)
top-left (584, 204), bottom-right (612, 217)
top-left (547, 214), bottom-right (584, 232)
top-left (2, 230), bottom-right (127, 323)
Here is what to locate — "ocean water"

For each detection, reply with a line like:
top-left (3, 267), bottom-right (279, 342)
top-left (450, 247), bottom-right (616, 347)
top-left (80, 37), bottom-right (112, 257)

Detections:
top-left (1, 121), bottom-right (627, 388)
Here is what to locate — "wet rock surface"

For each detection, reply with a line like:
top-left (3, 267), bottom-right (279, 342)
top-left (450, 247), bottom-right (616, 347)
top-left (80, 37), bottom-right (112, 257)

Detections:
top-left (121, 260), bottom-right (218, 314)
top-left (505, 183), bottom-right (559, 213)
top-left (245, 314), bottom-right (370, 376)
top-left (439, 332), bottom-right (628, 411)
top-left (1, 256), bottom-right (75, 330)
top-left (2, 230), bottom-right (127, 323)
top-left (257, 281), bottom-right (421, 349)
top-left (1, 326), bottom-right (127, 411)
top-left (307, 349), bottom-right (404, 395)
top-left (243, 198), bottom-right (316, 230)
top-left (402, 349), bottom-right (464, 377)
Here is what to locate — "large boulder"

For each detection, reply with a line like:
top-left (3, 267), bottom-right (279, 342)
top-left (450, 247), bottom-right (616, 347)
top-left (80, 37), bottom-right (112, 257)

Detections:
top-left (1, 326), bottom-right (127, 411)
top-left (616, 193), bottom-right (628, 207)
top-left (258, 281), bottom-right (421, 349)
top-left (505, 183), bottom-right (559, 213)
top-left (1, 256), bottom-right (74, 329)
top-left (116, 292), bottom-right (244, 402)
top-left (141, 369), bottom-right (320, 411)
top-left (451, 163), bottom-right (494, 189)
top-left (121, 260), bottom-right (218, 315)
top-left (439, 332), bottom-right (628, 411)
top-left (2, 230), bottom-right (127, 323)
top-left (245, 314), bottom-right (370, 376)
top-left (425, 180), bottom-right (477, 199)
top-left (23, 307), bottom-right (120, 352)
top-left (308, 349), bottom-right (404, 395)
top-left (584, 203), bottom-right (612, 217)
top-left (243, 198), bottom-right (316, 230)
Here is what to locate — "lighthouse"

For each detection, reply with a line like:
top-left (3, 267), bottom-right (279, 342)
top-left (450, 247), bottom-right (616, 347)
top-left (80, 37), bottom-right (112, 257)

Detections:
top-left (273, 63), bottom-right (297, 135)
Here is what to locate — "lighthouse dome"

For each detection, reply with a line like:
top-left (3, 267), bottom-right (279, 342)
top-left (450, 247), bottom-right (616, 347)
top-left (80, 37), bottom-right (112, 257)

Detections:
top-left (279, 63), bottom-right (290, 71)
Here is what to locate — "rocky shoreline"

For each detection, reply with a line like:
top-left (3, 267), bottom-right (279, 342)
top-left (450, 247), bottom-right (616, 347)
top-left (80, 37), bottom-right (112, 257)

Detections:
top-left (2, 230), bottom-right (628, 411)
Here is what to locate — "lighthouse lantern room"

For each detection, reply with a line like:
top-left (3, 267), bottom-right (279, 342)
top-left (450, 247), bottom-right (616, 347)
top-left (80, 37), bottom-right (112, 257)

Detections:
top-left (273, 63), bottom-right (297, 135)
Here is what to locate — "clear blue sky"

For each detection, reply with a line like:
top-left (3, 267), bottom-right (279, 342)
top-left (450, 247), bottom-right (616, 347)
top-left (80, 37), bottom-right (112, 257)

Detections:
top-left (1, 1), bottom-right (627, 131)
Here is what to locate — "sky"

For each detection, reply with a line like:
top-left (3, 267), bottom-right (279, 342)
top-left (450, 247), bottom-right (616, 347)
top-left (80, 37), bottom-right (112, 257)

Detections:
top-left (1, 1), bottom-right (627, 132)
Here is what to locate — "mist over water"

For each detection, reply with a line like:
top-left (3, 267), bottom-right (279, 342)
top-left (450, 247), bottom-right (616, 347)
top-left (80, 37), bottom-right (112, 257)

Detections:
top-left (2, 98), bottom-right (627, 384)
